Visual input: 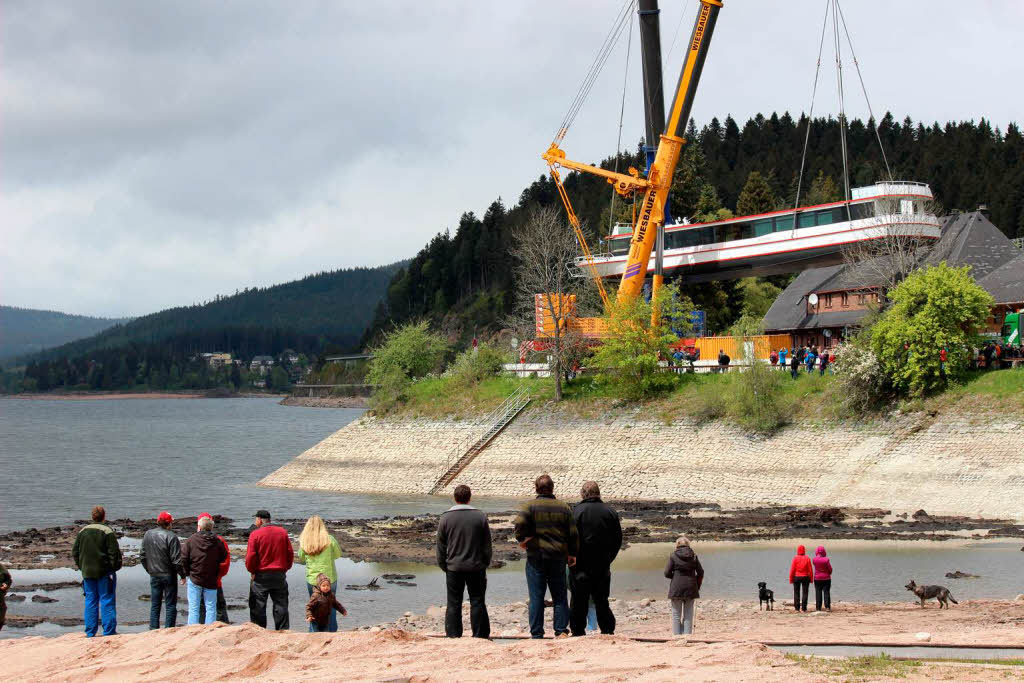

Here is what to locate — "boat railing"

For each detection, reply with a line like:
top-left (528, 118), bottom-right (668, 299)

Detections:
top-left (852, 180), bottom-right (933, 200)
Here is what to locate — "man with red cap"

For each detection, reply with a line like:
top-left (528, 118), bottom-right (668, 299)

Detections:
top-left (246, 509), bottom-right (294, 630)
top-left (140, 511), bottom-right (184, 629)
top-left (196, 513), bottom-right (232, 624)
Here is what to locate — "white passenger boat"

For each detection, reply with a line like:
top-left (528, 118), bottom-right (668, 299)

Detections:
top-left (584, 181), bottom-right (941, 283)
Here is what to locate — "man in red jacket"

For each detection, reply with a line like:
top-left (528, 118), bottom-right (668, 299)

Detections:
top-left (196, 513), bottom-right (232, 624)
top-left (245, 509), bottom-right (294, 630)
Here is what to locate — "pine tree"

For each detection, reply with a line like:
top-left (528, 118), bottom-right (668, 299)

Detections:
top-left (736, 170), bottom-right (778, 216)
top-left (803, 171), bottom-right (841, 206)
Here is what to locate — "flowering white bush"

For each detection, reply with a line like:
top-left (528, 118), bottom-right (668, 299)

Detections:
top-left (831, 342), bottom-right (888, 411)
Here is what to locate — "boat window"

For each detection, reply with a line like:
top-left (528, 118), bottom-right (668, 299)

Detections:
top-left (774, 215), bottom-right (794, 231)
top-left (752, 218), bottom-right (773, 237)
top-left (611, 239), bottom-right (629, 255)
top-left (849, 202), bottom-right (875, 220)
top-left (798, 211), bottom-right (817, 228)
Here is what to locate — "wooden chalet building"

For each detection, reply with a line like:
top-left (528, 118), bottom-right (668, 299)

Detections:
top-left (762, 211), bottom-right (1024, 349)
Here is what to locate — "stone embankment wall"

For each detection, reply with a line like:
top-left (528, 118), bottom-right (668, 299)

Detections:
top-left (260, 410), bottom-right (1024, 519)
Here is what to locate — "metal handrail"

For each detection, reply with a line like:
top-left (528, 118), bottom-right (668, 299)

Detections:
top-left (441, 386), bottom-right (529, 474)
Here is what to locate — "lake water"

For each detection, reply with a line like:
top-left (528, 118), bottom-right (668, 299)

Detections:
top-left (0, 397), bottom-right (474, 532)
top-left (2, 398), bottom-right (1023, 640)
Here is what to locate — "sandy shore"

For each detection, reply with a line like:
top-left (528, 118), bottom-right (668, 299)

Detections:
top-left (4, 600), bottom-right (1024, 681)
top-left (382, 597), bottom-right (1024, 646)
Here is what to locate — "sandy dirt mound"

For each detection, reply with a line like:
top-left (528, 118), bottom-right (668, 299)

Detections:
top-left (0, 623), bottom-right (802, 682)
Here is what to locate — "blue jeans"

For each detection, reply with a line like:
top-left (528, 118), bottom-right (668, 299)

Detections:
top-left (186, 578), bottom-right (218, 625)
top-left (82, 574), bottom-right (117, 637)
top-left (149, 574), bottom-right (178, 629)
top-left (671, 598), bottom-right (695, 635)
top-left (306, 581), bottom-right (338, 632)
top-left (526, 556), bottom-right (568, 638)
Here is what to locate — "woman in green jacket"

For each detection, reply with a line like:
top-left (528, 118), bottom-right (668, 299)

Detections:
top-left (296, 515), bottom-right (342, 632)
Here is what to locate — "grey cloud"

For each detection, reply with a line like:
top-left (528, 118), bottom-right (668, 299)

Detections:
top-left (1, 0), bottom-right (1020, 317)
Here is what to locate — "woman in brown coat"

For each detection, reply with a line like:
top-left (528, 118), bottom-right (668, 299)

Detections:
top-left (664, 536), bottom-right (704, 635)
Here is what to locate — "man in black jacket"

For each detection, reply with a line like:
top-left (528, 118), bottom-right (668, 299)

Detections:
top-left (570, 481), bottom-right (622, 636)
top-left (140, 511), bottom-right (184, 629)
top-left (436, 484), bottom-right (492, 638)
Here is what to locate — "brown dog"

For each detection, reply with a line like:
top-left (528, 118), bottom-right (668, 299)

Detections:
top-left (905, 580), bottom-right (958, 608)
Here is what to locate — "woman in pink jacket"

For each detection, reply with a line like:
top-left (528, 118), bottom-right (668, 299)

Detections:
top-left (812, 545), bottom-right (833, 612)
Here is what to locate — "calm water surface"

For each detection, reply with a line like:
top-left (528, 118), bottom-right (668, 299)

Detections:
top-left (0, 397), bottom-right (488, 531)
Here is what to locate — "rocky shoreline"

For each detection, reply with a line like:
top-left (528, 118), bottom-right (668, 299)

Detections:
top-left (279, 395), bottom-right (368, 408)
top-left (3, 503), bottom-right (1022, 571)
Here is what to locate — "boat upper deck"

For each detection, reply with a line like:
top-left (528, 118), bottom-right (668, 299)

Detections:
top-left (607, 181), bottom-right (935, 242)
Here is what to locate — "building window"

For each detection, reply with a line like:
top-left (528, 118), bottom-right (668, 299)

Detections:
top-left (857, 292), bottom-right (866, 305)
top-left (841, 292), bottom-right (849, 307)
top-left (825, 294), bottom-right (833, 309)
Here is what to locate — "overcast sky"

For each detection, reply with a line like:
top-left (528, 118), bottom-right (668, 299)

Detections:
top-left (2, 0), bottom-right (1021, 317)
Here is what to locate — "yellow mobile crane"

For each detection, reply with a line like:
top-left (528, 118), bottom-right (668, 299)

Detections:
top-left (542, 0), bottom-right (722, 311)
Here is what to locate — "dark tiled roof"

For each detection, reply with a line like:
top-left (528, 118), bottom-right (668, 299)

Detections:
top-left (762, 265), bottom-right (844, 331)
top-left (763, 211), bottom-right (1018, 332)
top-left (922, 212), bottom-right (1018, 278)
top-left (977, 254), bottom-right (1024, 305)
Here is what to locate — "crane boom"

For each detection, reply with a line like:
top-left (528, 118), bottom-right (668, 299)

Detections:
top-left (542, 0), bottom-right (722, 308)
top-left (618, 0), bottom-right (722, 301)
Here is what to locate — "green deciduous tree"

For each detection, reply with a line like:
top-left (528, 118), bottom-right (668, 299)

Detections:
top-left (366, 321), bottom-right (448, 387)
top-left (868, 263), bottom-right (994, 396)
top-left (590, 284), bottom-right (694, 400)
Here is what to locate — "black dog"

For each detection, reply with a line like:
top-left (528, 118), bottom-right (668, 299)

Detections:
top-left (758, 581), bottom-right (775, 611)
top-left (905, 580), bottom-right (959, 609)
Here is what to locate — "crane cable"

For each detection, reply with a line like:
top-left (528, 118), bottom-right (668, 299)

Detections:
top-left (834, 0), bottom-right (893, 181)
top-left (832, 0), bottom-right (851, 203)
top-left (795, 0), bottom-right (895, 211)
top-left (608, 9), bottom-right (635, 236)
top-left (793, 0), bottom-right (831, 211)
top-left (552, 0), bottom-right (636, 144)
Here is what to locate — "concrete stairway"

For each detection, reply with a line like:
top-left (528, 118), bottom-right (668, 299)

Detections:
top-left (428, 386), bottom-right (531, 494)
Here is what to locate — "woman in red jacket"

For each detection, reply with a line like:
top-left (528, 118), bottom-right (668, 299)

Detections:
top-left (788, 545), bottom-right (813, 612)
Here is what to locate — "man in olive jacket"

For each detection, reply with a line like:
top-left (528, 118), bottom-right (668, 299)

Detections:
top-left (569, 481), bottom-right (622, 636)
top-left (72, 505), bottom-right (123, 637)
top-left (435, 484), bottom-right (492, 638)
top-left (513, 474), bottom-right (578, 638)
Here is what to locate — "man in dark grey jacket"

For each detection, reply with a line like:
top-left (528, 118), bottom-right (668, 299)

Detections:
top-left (139, 511), bottom-right (184, 629)
top-left (436, 484), bottom-right (492, 638)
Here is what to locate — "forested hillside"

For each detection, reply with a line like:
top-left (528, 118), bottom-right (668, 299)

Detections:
top-left (26, 263), bottom-right (403, 364)
top-left (365, 113), bottom-right (1024, 342)
top-left (0, 306), bottom-right (131, 360)
top-left (2, 263), bottom-right (404, 392)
